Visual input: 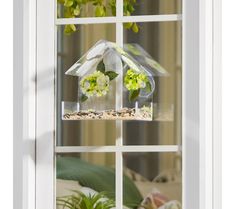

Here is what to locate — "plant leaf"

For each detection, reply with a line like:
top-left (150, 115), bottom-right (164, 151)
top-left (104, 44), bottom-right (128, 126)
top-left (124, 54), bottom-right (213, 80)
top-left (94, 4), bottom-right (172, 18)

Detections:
top-left (97, 60), bottom-right (105, 73)
top-left (129, 89), bottom-right (140, 102)
top-left (124, 22), bottom-right (133, 29)
top-left (70, 24), bottom-right (76, 31)
top-left (95, 5), bottom-right (106, 17)
top-left (132, 23), bottom-right (139, 33)
top-left (81, 94), bottom-right (88, 102)
top-left (64, 24), bottom-right (76, 35)
top-left (105, 71), bottom-right (118, 80)
top-left (73, 6), bottom-right (80, 16)
top-left (64, 0), bottom-right (73, 7)
top-left (145, 81), bottom-right (152, 93)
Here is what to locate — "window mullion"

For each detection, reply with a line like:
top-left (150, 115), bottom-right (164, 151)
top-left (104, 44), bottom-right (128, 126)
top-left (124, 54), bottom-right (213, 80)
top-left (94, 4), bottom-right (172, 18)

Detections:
top-left (115, 1), bottom-right (123, 208)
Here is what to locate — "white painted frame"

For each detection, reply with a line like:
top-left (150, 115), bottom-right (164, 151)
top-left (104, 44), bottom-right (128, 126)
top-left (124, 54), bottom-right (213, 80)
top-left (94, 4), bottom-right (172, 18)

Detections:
top-left (13, 0), bottom-right (36, 209)
top-left (13, 0), bottom-right (221, 209)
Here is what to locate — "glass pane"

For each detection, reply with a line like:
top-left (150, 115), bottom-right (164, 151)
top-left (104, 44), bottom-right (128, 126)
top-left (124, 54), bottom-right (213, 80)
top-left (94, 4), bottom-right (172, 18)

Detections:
top-left (56, 24), bottom-right (116, 146)
top-left (56, 153), bottom-right (115, 208)
top-left (123, 21), bottom-right (182, 145)
top-left (123, 152), bottom-right (182, 209)
top-left (124, 0), bottom-right (182, 16)
top-left (57, 0), bottom-right (115, 18)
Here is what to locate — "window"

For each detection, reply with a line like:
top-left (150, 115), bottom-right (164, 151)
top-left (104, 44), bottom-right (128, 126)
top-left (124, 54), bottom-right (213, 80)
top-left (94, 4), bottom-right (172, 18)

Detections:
top-left (15, 0), bottom-right (220, 209)
top-left (55, 1), bottom-right (182, 209)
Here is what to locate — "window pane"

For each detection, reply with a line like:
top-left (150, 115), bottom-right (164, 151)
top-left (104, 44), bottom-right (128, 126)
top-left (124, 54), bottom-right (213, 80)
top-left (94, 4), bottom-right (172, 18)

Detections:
top-left (124, 0), bottom-right (182, 16)
top-left (56, 24), bottom-right (116, 146)
top-left (56, 153), bottom-right (115, 208)
top-left (123, 21), bottom-right (182, 145)
top-left (123, 152), bottom-right (182, 209)
top-left (57, 0), bottom-right (115, 18)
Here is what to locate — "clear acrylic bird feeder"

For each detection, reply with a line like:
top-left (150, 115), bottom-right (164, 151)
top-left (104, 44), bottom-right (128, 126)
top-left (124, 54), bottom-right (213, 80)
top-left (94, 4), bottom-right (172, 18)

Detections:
top-left (62, 40), bottom-right (170, 121)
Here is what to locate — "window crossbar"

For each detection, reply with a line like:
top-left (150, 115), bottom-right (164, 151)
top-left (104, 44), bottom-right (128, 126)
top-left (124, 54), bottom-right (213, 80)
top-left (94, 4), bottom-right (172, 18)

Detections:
top-left (55, 145), bottom-right (181, 153)
top-left (55, 14), bottom-right (182, 25)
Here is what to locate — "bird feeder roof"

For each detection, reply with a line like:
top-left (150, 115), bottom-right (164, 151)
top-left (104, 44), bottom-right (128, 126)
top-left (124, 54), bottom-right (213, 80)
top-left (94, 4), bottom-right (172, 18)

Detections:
top-left (65, 40), bottom-right (166, 77)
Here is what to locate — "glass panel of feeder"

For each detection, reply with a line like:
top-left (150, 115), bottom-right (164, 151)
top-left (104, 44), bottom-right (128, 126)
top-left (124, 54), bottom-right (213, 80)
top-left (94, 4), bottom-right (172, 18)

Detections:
top-left (57, 0), bottom-right (115, 19)
top-left (57, 24), bottom-right (116, 146)
top-left (123, 152), bottom-right (182, 209)
top-left (123, 21), bottom-right (182, 145)
top-left (123, 0), bottom-right (182, 17)
top-left (56, 152), bottom-right (116, 209)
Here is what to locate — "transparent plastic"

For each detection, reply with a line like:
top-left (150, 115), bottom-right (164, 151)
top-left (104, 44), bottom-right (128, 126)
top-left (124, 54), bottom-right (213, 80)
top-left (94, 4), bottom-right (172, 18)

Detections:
top-left (62, 40), bottom-right (169, 121)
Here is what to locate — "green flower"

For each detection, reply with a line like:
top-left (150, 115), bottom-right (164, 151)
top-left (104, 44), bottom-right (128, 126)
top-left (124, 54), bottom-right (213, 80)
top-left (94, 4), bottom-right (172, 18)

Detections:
top-left (124, 69), bottom-right (152, 101)
top-left (80, 71), bottom-right (110, 98)
top-left (124, 69), bottom-right (148, 91)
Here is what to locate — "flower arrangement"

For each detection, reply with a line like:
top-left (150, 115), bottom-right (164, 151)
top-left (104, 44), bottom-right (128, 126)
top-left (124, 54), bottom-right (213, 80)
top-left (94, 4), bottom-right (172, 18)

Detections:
top-left (79, 65), bottom-right (152, 103)
top-left (124, 69), bottom-right (152, 101)
top-left (80, 60), bottom-right (118, 102)
top-left (80, 71), bottom-right (110, 99)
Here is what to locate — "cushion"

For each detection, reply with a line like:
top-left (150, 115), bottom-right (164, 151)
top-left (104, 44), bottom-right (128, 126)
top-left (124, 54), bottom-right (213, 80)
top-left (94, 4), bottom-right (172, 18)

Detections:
top-left (138, 189), bottom-right (182, 209)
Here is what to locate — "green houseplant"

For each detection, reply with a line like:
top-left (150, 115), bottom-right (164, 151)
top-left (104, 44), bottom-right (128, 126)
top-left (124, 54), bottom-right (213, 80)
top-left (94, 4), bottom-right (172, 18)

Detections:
top-left (57, 191), bottom-right (115, 209)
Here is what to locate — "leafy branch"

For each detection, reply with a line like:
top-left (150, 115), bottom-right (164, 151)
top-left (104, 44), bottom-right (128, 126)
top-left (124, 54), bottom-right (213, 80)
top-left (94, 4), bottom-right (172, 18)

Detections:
top-left (57, 0), bottom-right (139, 35)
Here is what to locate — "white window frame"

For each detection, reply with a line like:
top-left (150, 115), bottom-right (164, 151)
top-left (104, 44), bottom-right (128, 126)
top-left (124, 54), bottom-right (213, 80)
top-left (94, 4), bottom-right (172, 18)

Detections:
top-left (13, 0), bottom-right (221, 209)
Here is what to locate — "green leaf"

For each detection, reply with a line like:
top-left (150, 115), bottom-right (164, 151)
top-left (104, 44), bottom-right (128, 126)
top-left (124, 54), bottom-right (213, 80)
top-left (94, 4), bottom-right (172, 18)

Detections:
top-left (96, 60), bottom-right (105, 73)
top-left (70, 24), bottom-right (76, 31)
top-left (105, 71), bottom-right (118, 81)
top-left (64, 24), bottom-right (77, 35)
top-left (125, 10), bottom-right (131, 16)
top-left (73, 5), bottom-right (80, 16)
top-left (145, 81), bottom-right (152, 93)
top-left (127, 5), bottom-right (135, 13)
top-left (124, 22), bottom-right (133, 29)
top-left (64, 7), bottom-right (74, 18)
top-left (81, 94), bottom-right (88, 102)
top-left (64, 0), bottom-right (74, 7)
top-left (132, 23), bottom-right (139, 33)
top-left (95, 5), bottom-right (106, 17)
top-left (129, 89), bottom-right (140, 102)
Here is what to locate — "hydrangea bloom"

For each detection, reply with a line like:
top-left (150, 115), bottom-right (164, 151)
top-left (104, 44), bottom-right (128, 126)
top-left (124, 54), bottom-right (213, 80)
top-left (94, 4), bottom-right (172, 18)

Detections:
top-left (80, 71), bottom-right (110, 97)
top-left (124, 69), bottom-right (148, 91)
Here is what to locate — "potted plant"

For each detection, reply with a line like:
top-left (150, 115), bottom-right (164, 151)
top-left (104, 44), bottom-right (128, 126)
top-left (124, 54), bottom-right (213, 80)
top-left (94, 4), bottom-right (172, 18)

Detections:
top-left (57, 190), bottom-right (115, 209)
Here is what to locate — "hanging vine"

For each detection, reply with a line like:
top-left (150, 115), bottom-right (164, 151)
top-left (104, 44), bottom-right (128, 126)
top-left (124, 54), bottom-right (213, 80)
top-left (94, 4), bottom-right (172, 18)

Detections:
top-left (57, 0), bottom-right (139, 35)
